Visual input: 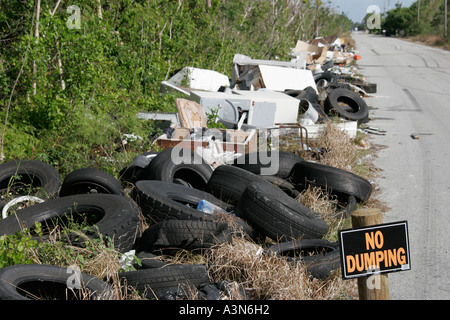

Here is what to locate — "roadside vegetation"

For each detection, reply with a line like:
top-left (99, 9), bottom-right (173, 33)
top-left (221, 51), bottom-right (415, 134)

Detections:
top-left (0, 0), bottom-right (351, 177)
top-left (355, 0), bottom-right (449, 48)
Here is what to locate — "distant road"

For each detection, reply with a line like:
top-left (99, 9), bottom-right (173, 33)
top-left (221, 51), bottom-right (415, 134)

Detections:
top-left (352, 31), bottom-right (450, 300)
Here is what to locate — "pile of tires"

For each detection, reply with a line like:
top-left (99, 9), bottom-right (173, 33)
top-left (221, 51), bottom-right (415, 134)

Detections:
top-left (221, 151), bottom-right (372, 280)
top-left (0, 147), bottom-right (373, 298)
top-left (119, 148), bottom-right (254, 299)
top-left (0, 156), bottom-right (240, 300)
top-left (0, 160), bottom-right (140, 253)
top-left (286, 71), bottom-right (373, 124)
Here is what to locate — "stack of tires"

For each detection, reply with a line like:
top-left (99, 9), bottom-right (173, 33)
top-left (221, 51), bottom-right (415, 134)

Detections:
top-left (219, 151), bottom-right (372, 280)
top-left (0, 159), bottom-right (139, 300)
top-left (0, 147), bottom-right (373, 299)
top-left (120, 148), bottom-right (253, 300)
top-left (115, 146), bottom-right (373, 291)
top-left (286, 71), bottom-right (374, 124)
top-left (0, 155), bottom-right (241, 300)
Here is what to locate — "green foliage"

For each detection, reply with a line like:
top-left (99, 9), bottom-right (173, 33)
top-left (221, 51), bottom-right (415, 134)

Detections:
top-left (206, 107), bottom-right (226, 129)
top-left (382, 5), bottom-right (415, 36)
top-left (0, 0), bottom-right (352, 174)
top-left (380, 0), bottom-right (449, 39)
top-left (0, 222), bottom-right (42, 268)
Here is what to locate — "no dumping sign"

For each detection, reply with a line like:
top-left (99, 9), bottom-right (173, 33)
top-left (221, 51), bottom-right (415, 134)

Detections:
top-left (338, 221), bottom-right (411, 279)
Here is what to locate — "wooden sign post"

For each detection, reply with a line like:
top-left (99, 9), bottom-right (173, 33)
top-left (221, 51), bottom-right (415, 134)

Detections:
top-left (339, 207), bottom-right (411, 300)
top-left (351, 208), bottom-right (390, 300)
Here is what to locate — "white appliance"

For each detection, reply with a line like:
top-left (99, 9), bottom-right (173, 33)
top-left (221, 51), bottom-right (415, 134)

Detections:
top-left (189, 90), bottom-right (252, 123)
top-left (233, 90), bottom-right (300, 128)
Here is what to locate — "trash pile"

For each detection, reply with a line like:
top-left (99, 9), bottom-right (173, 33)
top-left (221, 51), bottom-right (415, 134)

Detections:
top-left (0, 34), bottom-right (377, 300)
top-left (151, 32), bottom-right (377, 165)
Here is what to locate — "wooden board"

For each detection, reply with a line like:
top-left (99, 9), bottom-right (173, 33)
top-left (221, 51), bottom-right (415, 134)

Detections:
top-left (175, 98), bottom-right (207, 129)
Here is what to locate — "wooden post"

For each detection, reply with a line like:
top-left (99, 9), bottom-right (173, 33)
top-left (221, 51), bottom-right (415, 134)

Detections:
top-left (351, 208), bottom-right (390, 300)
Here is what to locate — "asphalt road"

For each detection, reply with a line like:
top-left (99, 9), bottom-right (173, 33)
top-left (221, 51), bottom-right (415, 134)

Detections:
top-left (352, 32), bottom-right (450, 300)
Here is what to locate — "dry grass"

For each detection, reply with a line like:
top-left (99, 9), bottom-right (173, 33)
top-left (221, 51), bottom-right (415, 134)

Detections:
top-left (204, 236), bottom-right (358, 300)
top-left (313, 122), bottom-right (358, 171)
top-left (297, 185), bottom-right (339, 218)
top-left (205, 236), bottom-right (313, 300)
top-left (404, 35), bottom-right (450, 51)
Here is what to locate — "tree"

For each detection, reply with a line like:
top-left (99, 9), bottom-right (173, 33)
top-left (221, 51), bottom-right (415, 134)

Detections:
top-left (382, 5), bottom-right (416, 36)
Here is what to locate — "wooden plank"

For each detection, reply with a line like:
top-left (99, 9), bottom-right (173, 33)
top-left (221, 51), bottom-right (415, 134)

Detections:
top-left (175, 98), bottom-right (207, 129)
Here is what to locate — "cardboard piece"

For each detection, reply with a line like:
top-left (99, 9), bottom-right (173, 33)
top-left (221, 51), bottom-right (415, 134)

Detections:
top-left (292, 40), bottom-right (329, 66)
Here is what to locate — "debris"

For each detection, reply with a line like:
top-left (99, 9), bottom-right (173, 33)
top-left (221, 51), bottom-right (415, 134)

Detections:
top-left (232, 60), bottom-right (317, 92)
top-left (232, 53), bottom-right (306, 86)
top-left (160, 66), bottom-right (230, 95)
top-left (291, 40), bottom-right (329, 67)
top-left (232, 89), bottom-right (301, 128)
top-left (299, 99), bottom-right (319, 125)
top-left (189, 90), bottom-right (251, 123)
top-left (176, 98), bottom-right (207, 129)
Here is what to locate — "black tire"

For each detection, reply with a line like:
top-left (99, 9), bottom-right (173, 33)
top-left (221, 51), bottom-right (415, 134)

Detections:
top-left (136, 219), bottom-right (233, 254)
top-left (207, 165), bottom-right (272, 205)
top-left (132, 180), bottom-right (233, 223)
top-left (0, 160), bottom-right (61, 206)
top-left (0, 264), bottom-right (114, 300)
top-left (335, 194), bottom-right (357, 218)
top-left (260, 175), bottom-right (301, 199)
top-left (135, 252), bottom-right (170, 269)
top-left (119, 264), bottom-right (210, 300)
top-left (314, 72), bottom-right (339, 89)
top-left (140, 148), bottom-right (213, 190)
top-left (325, 87), bottom-right (369, 123)
top-left (118, 152), bottom-right (158, 184)
top-left (236, 181), bottom-right (329, 241)
top-left (295, 86), bottom-right (319, 103)
top-left (0, 194), bottom-right (140, 252)
top-left (59, 168), bottom-right (124, 197)
top-left (233, 151), bottom-right (304, 179)
top-left (311, 102), bottom-right (328, 119)
top-left (266, 239), bottom-right (341, 280)
top-left (291, 161), bottom-right (372, 202)
top-left (321, 60), bottom-right (334, 71)
top-left (284, 87), bottom-right (319, 103)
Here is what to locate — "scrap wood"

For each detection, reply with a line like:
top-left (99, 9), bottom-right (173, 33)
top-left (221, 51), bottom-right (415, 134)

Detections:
top-left (175, 98), bottom-right (207, 129)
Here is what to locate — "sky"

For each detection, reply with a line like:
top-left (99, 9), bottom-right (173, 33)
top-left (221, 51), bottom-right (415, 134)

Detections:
top-left (328, 0), bottom-right (418, 23)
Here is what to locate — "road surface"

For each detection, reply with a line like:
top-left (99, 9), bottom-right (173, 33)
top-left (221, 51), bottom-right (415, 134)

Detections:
top-left (352, 32), bottom-right (450, 300)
